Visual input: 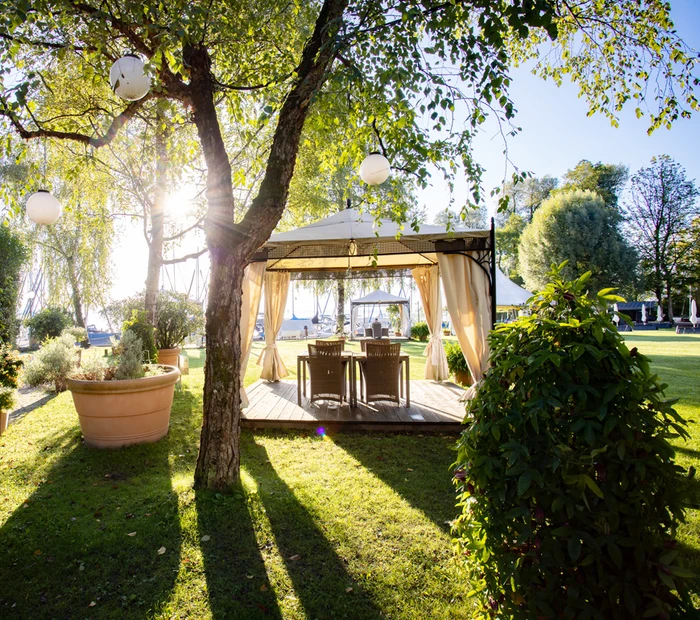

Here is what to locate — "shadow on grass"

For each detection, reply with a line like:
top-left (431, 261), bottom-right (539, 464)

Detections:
top-left (0, 403), bottom-right (188, 617)
top-left (9, 391), bottom-right (56, 424)
top-left (332, 432), bottom-right (459, 532)
top-left (242, 435), bottom-right (381, 619)
top-left (195, 488), bottom-right (283, 619)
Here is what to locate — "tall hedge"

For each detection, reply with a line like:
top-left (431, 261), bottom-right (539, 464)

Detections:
top-left (0, 225), bottom-right (27, 345)
top-left (453, 265), bottom-right (692, 619)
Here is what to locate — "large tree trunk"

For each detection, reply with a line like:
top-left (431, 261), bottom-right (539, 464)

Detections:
top-left (666, 280), bottom-right (674, 323)
top-left (336, 280), bottom-right (345, 335)
top-left (144, 118), bottom-right (168, 325)
top-left (191, 0), bottom-right (349, 490)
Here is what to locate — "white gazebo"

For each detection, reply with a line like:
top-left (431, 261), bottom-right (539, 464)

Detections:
top-left (238, 208), bottom-right (497, 403)
top-left (349, 289), bottom-right (411, 338)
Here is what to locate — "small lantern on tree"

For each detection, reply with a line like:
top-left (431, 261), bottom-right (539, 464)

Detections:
top-left (26, 190), bottom-right (62, 225)
top-left (109, 54), bottom-right (151, 101)
top-left (359, 152), bottom-right (391, 185)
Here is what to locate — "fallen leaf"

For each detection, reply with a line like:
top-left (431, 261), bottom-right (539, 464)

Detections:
top-left (406, 468), bottom-right (414, 472)
top-left (128, 532), bottom-right (136, 537)
top-left (260, 584), bottom-right (268, 592)
top-left (290, 554), bottom-right (301, 561)
top-left (346, 587), bottom-right (354, 593)
top-left (145, 513), bottom-right (151, 517)
top-left (246, 574), bottom-right (254, 580)
top-left (88, 601), bottom-right (96, 607)
top-left (201, 535), bottom-right (210, 542)
top-left (157, 547), bottom-right (166, 555)
top-left (34, 550), bottom-right (42, 556)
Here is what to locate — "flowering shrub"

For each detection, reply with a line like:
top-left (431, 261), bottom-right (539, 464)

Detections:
top-left (453, 265), bottom-right (692, 619)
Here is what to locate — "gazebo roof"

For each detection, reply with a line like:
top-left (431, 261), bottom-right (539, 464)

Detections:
top-left (257, 208), bottom-right (490, 273)
top-left (350, 290), bottom-right (409, 305)
top-left (496, 269), bottom-right (531, 307)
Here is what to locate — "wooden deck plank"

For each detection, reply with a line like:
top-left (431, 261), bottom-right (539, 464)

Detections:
top-left (242, 379), bottom-right (465, 431)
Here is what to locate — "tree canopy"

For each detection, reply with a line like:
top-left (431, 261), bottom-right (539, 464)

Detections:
top-left (519, 190), bottom-right (638, 294)
top-left (622, 155), bottom-right (699, 318)
top-left (560, 160), bottom-right (629, 208)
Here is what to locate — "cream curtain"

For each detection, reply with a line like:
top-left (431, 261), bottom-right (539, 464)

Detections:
top-left (239, 262), bottom-right (266, 407)
top-left (411, 265), bottom-right (449, 381)
top-left (399, 304), bottom-right (411, 337)
top-left (257, 271), bottom-right (290, 381)
top-left (437, 253), bottom-right (491, 399)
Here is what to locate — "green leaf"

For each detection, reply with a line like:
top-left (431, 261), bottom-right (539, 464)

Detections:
top-left (517, 471), bottom-right (532, 496)
top-left (568, 537), bottom-right (582, 562)
top-left (583, 475), bottom-right (604, 499)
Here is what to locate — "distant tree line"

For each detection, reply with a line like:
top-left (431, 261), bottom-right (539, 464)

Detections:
top-left (493, 157), bottom-right (699, 318)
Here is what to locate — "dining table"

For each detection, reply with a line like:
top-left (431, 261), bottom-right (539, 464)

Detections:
top-left (296, 350), bottom-right (410, 408)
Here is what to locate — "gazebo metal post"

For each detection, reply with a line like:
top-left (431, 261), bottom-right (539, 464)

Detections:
top-left (490, 217), bottom-right (497, 330)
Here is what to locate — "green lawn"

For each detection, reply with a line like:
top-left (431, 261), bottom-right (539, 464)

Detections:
top-left (0, 332), bottom-right (698, 617)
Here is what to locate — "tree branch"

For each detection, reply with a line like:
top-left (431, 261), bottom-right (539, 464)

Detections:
top-left (161, 248), bottom-right (208, 264)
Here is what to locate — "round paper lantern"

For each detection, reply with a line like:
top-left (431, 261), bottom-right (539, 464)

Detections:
top-left (359, 152), bottom-right (391, 185)
top-left (109, 54), bottom-right (151, 101)
top-left (26, 190), bottom-right (62, 225)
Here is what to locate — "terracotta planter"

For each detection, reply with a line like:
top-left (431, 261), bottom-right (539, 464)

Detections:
top-left (157, 347), bottom-right (181, 366)
top-left (66, 366), bottom-right (180, 449)
top-left (453, 369), bottom-right (472, 387)
top-left (0, 410), bottom-right (8, 435)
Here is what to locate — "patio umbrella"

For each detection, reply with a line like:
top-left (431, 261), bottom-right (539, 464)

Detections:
top-left (612, 303), bottom-right (620, 327)
top-left (691, 299), bottom-right (698, 326)
top-left (641, 303), bottom-right (647, 324)
top-left (656, 303), bottom-right (663, 323)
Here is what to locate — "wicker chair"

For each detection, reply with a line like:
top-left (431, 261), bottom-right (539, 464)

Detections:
top-left (306, 343), bottom-right (347, 405)
top-left (359, 342), bottom-right (402, 405)
top-left (360, 338), bottom-right (392, 352)
top-left (315, 339), bottom-right (345, 351)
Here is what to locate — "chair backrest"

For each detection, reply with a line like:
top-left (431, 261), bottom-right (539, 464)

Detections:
top-left (364, 327), bottom-right (373, 337)
top-left (310, 341), bottom-right (343, 356)
top-left (360, 338), bottom-right (392, 352)
top-left (365, 341), bottom-right (401, 358)
top-left (307, 343), bottom-right (344, 404)
top-left (371, 321), bottom-right (383, 339)
top-left (315, 339), bottom-right (345, 352)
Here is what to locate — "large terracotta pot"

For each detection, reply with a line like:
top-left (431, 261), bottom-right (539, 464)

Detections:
top-left (157, 347), bottom-right (181, 367)
top-left (66, 366), bottom-right (180, 448)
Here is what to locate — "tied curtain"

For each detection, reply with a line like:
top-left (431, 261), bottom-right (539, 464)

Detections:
top-left (437, 253), bottom-right (491, 399)
top-left (411, 265), bottom-right (449, 381)
top-left (257, 271), bottom-right (290, 381)
top-left (239, 262), bottom-right (266, 407)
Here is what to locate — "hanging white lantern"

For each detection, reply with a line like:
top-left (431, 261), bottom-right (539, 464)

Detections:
top-left (359, 152), bottom-right (391, 185)
top-left (26, 190), bottom-right (62, 225)
top-left (109, 54), bottom-right (151, 101)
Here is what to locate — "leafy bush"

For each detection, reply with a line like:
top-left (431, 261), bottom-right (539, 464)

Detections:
top-left (155, 291), bottom-right (204, 349)
top-left (444, 341), bottom-right (470, 383)
top-left (122, 310), bottom-right (157, 364)
top-left (23, 333), bottom-right (77, 392)
top-left (25, 307), bottom-right (73, 343)
top-left (0, 226), bottom-right (28, 345)
top-left (453, 266), bottom-right (692, 619)
top-left (114, 330), bottom-right (145, 380)
top-left (386, 304), bottom-right (401, 332)
top-left (0, 344), bottom-right (23, 412)
top-left (410, 321), bottom-right (430, 341)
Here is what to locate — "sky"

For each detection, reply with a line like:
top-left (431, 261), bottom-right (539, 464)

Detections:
top-left (109, 1), bottom-right (700, 326)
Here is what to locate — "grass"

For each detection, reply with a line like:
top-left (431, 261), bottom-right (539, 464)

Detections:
top-left (0, 332), bottom-right (698, 617)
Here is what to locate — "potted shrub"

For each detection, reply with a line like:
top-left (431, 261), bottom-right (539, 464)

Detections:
top-left (66, 330), bottom-right (180, 448)
top-left (410, 321), bottom-right (430, 341)
top-left (0, 344), bottom-right (22, 435)
top-left (444, 341), bottom-right (471, 386)
top-left (155, 292), bottom-right (204, 366)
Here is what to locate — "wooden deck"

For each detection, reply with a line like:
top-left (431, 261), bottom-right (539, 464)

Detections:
top-left (242, 379), bottom-right (467, 432)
